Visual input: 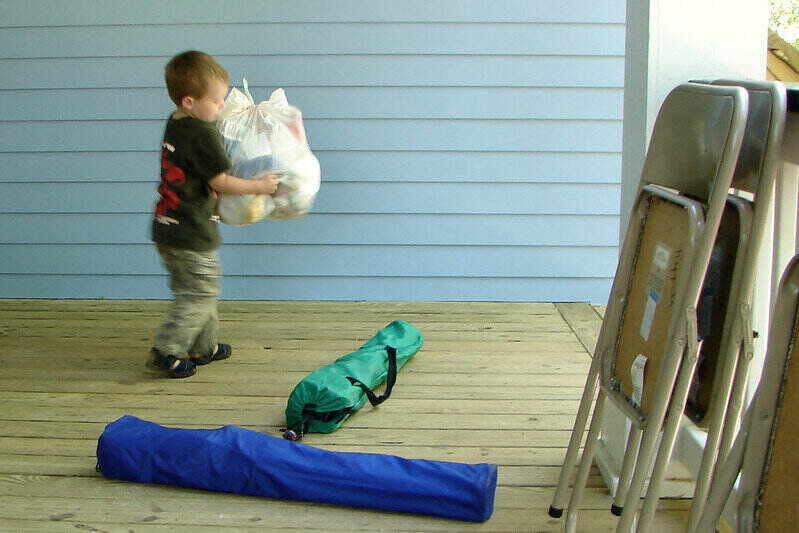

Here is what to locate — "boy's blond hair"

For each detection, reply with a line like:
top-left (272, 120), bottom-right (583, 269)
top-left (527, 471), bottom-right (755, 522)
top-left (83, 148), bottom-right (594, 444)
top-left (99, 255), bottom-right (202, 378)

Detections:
top-left (165, 50), bottom-right (229, 106)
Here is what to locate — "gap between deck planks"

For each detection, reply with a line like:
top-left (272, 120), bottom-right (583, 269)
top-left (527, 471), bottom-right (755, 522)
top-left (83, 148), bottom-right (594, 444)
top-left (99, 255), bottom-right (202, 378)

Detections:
top-left (0, 300), bottom-right (687, 532)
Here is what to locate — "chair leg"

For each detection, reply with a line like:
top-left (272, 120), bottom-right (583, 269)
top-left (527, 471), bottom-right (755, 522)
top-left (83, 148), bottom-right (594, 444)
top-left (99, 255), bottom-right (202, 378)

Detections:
top-left (715, 334), bottom-right (754, 467)
top-left (615, 419), bottom-right (660, 531)
top-left (549, 352), bottom-right (603, 518)
top-left (616, 310), bottom-right (696, 532)
top-left (638, 343), bottom-right (701, 531)
top-left (564, 392), bottom-right (607, 533)
top-left (611, 427), bottom-right (642, 516)
top-left (687, 310), bottom-right (751, 532)
top-left (695, 406), bottom-right (751, 532)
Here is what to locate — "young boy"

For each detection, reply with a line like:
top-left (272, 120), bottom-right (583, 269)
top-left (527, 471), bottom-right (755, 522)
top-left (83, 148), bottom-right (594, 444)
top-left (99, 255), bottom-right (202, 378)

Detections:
top-left (151, 50), bottom-right (278, 378)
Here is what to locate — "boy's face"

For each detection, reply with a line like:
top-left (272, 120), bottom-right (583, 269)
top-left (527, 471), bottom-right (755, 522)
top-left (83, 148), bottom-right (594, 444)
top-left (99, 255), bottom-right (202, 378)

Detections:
top-left (183, 78), bottom-right (228, 122)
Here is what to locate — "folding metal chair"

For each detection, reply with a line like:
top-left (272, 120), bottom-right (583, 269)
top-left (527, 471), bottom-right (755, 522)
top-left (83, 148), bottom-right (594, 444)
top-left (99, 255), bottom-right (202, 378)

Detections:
top-left (676, 80), bottom-right (786, 533)
top-left (695, 254), bottom-right (799, 532)
top-left (547, 82), bottom-right (748, 532)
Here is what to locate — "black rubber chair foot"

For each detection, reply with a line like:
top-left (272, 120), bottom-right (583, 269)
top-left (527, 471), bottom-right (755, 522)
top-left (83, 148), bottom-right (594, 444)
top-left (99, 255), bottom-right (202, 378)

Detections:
top-left (611, 504), bottom-right (623, 516)
top-left (548, 506), bottom-right (563, 518)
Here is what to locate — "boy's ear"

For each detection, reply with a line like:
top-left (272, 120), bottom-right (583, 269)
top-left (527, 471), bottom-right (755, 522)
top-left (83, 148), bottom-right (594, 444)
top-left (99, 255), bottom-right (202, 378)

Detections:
top-left (180, 95), bottom-right (194, 109)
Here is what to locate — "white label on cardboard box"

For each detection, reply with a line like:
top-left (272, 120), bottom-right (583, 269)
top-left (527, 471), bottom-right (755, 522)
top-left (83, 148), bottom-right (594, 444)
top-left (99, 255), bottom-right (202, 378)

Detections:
top-left (652, 243), bottom-right (671, 271)
top-left (640, 243), bottom-right (671, 341)
top-left (631, 354), bottom-right (647, 407)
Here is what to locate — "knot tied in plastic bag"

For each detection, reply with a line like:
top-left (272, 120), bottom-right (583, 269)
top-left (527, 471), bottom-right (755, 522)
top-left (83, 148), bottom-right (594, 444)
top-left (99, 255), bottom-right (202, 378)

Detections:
top-left (215, 79), bottom-right (321, 225)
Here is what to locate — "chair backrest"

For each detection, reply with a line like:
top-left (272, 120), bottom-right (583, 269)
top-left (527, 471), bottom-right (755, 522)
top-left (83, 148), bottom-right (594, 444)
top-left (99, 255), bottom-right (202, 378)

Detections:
top-left (641, 84), bottom-right (747, 201)
top-left (687, 196), bottom-right (751, 422)
top-left (738, 255), bottom-right (799, 530)
top-left (716, 79), bottom-right (786, 196)
top-left (699, 255), bottom-right (799, 531)
top-left (686, 80), bottom-right (787, 424)
top-left (608, 190), bottom-right (703, 416)
top-left (596, 83), bottom-right (748, 423)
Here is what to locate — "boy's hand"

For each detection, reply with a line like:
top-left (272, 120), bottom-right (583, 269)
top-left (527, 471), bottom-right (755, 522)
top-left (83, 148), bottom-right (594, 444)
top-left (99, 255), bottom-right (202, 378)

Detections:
top-left (209, 172), bottom-right (280, 196)
top-left (257, 174), bottom-right (280, 195)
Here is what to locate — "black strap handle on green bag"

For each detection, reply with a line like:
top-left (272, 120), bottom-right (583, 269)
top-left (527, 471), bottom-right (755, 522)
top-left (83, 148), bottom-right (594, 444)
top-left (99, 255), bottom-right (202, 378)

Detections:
top-left (346, 346), bottom-right (397, 406)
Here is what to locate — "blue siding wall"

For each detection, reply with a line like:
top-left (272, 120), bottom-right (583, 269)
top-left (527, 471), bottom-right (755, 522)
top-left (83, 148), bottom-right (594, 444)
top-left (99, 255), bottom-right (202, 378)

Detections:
top-left (0, 1), bottom-right (625, 302)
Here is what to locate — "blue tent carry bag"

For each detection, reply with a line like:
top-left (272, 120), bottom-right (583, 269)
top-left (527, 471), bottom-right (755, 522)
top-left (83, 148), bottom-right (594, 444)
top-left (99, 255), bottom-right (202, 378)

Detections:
top-left (96, 415), bottom-right (497, 522)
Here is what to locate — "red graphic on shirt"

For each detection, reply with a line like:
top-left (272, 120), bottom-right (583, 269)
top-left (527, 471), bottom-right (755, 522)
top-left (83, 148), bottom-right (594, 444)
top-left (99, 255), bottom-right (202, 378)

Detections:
top-left (155, 145), bottom-right (186, 216)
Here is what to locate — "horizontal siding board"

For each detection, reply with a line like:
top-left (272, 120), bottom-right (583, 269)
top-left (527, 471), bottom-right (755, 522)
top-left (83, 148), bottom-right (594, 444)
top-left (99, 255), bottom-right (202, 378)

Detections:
top-left (0, 56), bottom-right (626, 90)
top-left (0, 275), bottom-right (614, 302)
top-left (0, 151), bottom-right (622, 184)
top-left (0, 87), bottom-right (624, 121)
top-left (2, 119), bottom-right (622, 152)
top-left (0, 1), bottom-right (626, 26)
top-left (0, 24), bottom-right (625, 58)
top-left (0, 182), bottom-right (621, 215)
top-left (2, 244), bottom-right (618, 277)
top-left (0, 214), bottom-right (620, 246)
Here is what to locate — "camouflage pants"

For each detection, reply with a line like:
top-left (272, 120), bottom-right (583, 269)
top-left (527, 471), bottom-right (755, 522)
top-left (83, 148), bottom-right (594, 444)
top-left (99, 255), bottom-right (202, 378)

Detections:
top-left (153, 244), bottom-right (221, 357)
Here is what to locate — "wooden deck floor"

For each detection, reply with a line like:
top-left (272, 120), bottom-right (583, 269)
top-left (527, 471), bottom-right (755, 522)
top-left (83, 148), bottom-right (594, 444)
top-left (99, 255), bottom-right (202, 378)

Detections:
top-left (0, 300), bottom-right (689, 532)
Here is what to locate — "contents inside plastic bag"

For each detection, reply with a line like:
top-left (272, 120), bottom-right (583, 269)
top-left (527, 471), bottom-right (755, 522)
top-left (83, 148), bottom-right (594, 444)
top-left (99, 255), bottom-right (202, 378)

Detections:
top-left (215, 79), bottom-right (320, 225)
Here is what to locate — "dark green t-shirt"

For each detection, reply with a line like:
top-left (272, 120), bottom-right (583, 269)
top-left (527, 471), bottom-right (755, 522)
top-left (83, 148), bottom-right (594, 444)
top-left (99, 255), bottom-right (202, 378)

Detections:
top-left (151, 115), bottom-right (231, 250)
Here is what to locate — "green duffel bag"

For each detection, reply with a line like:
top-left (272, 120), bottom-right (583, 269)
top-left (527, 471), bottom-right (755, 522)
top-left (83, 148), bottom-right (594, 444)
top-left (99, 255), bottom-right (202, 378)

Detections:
top-left (283, 320), bottom-right (423, 440)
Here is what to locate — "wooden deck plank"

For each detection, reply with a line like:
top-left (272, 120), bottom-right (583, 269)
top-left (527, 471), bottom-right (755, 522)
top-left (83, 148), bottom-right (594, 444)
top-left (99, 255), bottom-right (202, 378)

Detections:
top-left (0, 457), bottom-right (604, 489)
top-left (1, 311), bottom-right (570, 325)
top-left (0, 476), bottom-right (690, 511)
top-left (0, 299), bottom-right (688, 532)
top-left (0, 420), bottom-right (579, 447)
top-left (0, 516), bottom-right (689, 533)
top-left (0, 438), bottom-right (575, 466)
top-left (0, 379), bottom-right (586, 400)
top-left (0, 494), bottom-right (689, 532)
top-left (0, 367), bottom-right (590, 387)
top-left (2, 353), bottom-right (592, 376)
top-left (2, 407), bottom-right (582, 432)
top-left (0, 299), bottom-right (559, 313)
top-left (4, 340), bottom-right (583, 357)
top-left (1, 335), bottom-right (586, 353)
top-left (0, 392), bottom-right (584, 414)
top-left (2, 318), bottom-right (573, 335)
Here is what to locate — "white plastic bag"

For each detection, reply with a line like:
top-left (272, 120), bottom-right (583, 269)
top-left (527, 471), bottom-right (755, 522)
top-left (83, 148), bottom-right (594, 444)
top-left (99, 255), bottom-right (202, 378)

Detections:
top-left (215, 79), bottom-right (321, 225)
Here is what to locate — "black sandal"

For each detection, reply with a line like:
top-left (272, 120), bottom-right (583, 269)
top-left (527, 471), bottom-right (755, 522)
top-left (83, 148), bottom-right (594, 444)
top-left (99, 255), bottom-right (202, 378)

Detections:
top-left (191, 343), bottom-right (232, 366)
top-left (151, 348), bottom-right (197, 378)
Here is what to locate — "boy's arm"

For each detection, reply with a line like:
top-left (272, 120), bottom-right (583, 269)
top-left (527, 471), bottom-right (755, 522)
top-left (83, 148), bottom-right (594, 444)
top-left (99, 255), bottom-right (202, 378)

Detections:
top-left (208, 172), bottom-right (279, 195)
